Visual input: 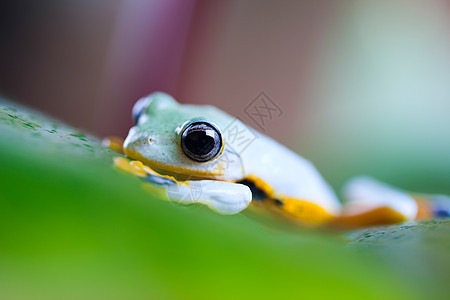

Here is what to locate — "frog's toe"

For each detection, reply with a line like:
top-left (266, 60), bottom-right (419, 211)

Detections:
top-left (206, 183), bottom-right (252, 215)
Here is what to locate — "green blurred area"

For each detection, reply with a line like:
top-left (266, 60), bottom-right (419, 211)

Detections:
top-left (295, 1), bottom-right (450, 196)
top-left (0, 99), bottom-right (449, 299)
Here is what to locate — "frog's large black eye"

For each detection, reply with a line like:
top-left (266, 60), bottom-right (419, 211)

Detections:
top-left (132, 96), bottom-right (152, 124)
top-left (181, 121), bottom-right (223, 162)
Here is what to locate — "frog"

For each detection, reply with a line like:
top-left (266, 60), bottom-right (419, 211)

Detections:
top-left (108, 92), bottom-right (449, 229)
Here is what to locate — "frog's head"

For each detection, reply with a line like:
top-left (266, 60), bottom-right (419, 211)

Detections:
top-left (123, 92), bottom-right (245, 181)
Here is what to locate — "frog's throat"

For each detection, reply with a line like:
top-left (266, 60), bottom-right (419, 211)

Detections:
top-left (124, 148), bottom-right (233, 181)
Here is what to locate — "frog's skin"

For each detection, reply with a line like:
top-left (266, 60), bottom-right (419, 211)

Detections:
top-left (115, 92), bottom-right (449, 228)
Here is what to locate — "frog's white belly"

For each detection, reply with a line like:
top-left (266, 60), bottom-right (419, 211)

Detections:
top-left (240, 134), bottom-right (341, 215)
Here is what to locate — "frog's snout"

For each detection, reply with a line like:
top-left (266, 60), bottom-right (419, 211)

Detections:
top-left (124, 126), bottom-right (151, 146)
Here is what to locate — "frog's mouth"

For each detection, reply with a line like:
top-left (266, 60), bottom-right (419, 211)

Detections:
top-left (143, 161), bottom-right (225, 181)
top-left (124, 148), bottom-right (238, 181)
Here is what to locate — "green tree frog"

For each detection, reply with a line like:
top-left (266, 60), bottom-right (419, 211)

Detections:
top-left (110, 92), bottom-right (449, 229)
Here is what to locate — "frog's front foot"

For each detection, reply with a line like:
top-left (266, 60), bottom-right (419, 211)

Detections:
top-left (114, 157), bottom-right (252, 215)
top-left (167, 180), bottom-right (252, 215)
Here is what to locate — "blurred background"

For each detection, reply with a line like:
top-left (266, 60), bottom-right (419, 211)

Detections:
top-left (1, 0), bottom-right (449, 193)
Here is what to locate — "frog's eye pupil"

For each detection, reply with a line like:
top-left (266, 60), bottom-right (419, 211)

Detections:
top-left (181, 122), bottom-right (222, 162)
top-left (185, 130), bottom-right (216, 156)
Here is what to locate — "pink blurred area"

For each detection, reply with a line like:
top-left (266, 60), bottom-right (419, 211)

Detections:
top-left (0, 0), bottom-right (337, 142)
